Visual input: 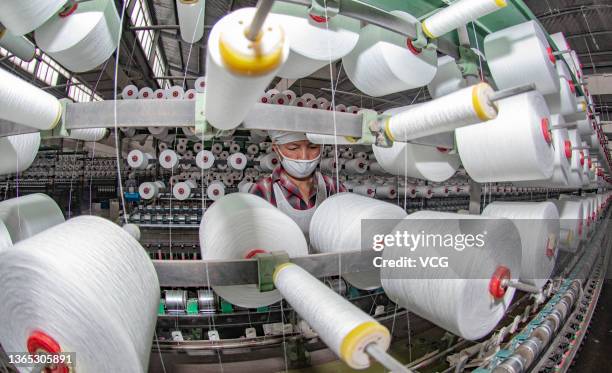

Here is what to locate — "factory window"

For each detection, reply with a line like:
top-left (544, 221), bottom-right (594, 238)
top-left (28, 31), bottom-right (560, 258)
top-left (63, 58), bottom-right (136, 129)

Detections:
top-left (130, 0), bottom-right (155, 59)
top-left (67, 77), bottom-right (103, 103)
top-left (0, 47), bottom-right (37, 74)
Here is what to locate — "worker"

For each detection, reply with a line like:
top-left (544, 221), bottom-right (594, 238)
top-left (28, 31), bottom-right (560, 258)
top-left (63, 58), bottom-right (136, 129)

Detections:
top-left (249, 130), bottom-right (345, 234)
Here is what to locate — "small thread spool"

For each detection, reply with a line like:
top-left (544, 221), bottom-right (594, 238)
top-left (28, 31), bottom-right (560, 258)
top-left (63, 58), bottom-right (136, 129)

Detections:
top-left (195, 76), bottom-right (206, 93)
top-left (122, 85), bottom-right (138, 99)
top-left (139, 181), bottom-right (165, 200)
top-left (159, 149), bottom-right (180, 170)
top-left (196, 150), bottom-right (215, 170)
top-left (206, 181), bottom-right (225, 201)
top-left (153, 89), bottom-right (166, 99)
top-left (228, 152), bottom-right (247, 171)
top-left (166, 86), bottom-right (185, 100)
top-left (211, 143), bottom-right (223, 155)
top-left (184, 88), bottom-right (197, 100)
top-left (258, 152), bottom-right (279, 172)
top-left (173, 179), bottom-right (197, 200)
top-left (138, 87), bottom-right (154, 99)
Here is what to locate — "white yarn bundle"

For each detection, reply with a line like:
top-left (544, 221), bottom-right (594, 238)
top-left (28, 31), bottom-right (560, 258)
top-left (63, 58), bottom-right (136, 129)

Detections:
top-left (352, 184), bottom-right (376, 198)
top-left (427, 55), bottom-right (466, 99)
top-left (0, 132), bottom-right (41, 175)
top-left (200, 193), bottom-right (308, 308)
top-left (195, 150), bottom-right (215, 170)
top-left (0, 216), bottom-right (159, 372)
top-left (309, 193), bottom-right (406, 289)
top-left (274, 263), bottom-right (391, 369)
top-left (127, 149), bottom-right (153, 170)
top-left (422, 0), bottom-right (507, 39)
top-left (550, 199), bottom-right (583, 252)
top-left (372, 142), bottom-right (459, 182)
top-left (381, 210), bottom-right (521, 340)
top-left (166, 85), bottom-right (184, 100)
top-left (177, 0), bottom-right (205, 43)
top-left (35, 0), bottom-right (120, 73)
top-left (258, 152), bottom-right (279, 172)
top-left (485, 20), bottom-right (560, 95)
top-left (122, 223), bottom-right (141, 241)
top-left (0, 0), bottom-right (67, 36)
top-left (307, 133), bottom-right (354, 145)
top-left (375, 185), bottom-right (397, 199)
top-left (456, 91), bottom-right (555, 182)
top-left (228, 152), bottom-right (248, 171)
top-left (159, 149), bottom-right (180, 170)
top-left (206, 181), bottom-right (226, 201)
top-left (122, 85), bottom-right (138, 99)
top-left (0, 27), bottom-right (36, 61)
top-left (153, 89), bottom-right (166, 99)
top-left (386, 83), bottom-right (497, 141)
top-left (482, 201), bottom-right (559, 289)
top-left (173, 179), bottom-right (197, 200)
top-left (194, 76), bottom-right (206, 93)
top-left (342, 11), bottom-right (438, 97)
top-left (344, 159), bottom-right (368, 174)
top-left (138, 87), bottom-right (154, 99)
top-left (577, 119), bottom-right (594, 137)
top-left (0, 68), bottom-right (62, 130)
top-left (0, 193), bottom-right (64, 243)
top-left (69, 128), bottom-right (108, 142)
top-left (271, 2), bottom-right (359, 79)
top-left (205, 7), bottom-right (289, 129)
top-left (139, 181), bottom-right (165, 200)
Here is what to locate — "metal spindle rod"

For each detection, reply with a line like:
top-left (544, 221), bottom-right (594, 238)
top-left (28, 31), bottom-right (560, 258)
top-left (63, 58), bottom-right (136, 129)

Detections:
top-left (553, 49), bottom-right (572, 56)
top-left (365, 343), bottom-right (413, 373)
top-left (246, 0), bottom-right (276, 41)
top-left (551, 122), bottom-right (578, 129)
top-left (502, 279), bottom-right (541, 294)
top-left (573, 146), bottom-right (591, 150)
top-left (490, 84), bottom-right (537, 102)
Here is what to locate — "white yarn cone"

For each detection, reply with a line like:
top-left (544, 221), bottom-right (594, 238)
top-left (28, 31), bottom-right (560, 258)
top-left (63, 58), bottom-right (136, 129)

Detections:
top-left (184, 88), bottom-right (197, 100)
top-left (194, 76), bottom-right (206, 93)
top-left (127, 150), bottom-right (153, 170)
top-left (153, 89), bottom-right (166, 99)
top-left (0, 0), bottom-right (68, 36)
top-left (485, 20), bottom-right (560, 95)
top-left (272, 2), bottom-right (360, 79)
top-left (381, 210), bottom-right (521, 340)
top-left (69, 128), bottom-right (108, 142)
top-left (205, 7), bottom-right (289, 129)
top-left (35, 0), bottom-right (120, 73)
top-left (166, 85), bottom-right (185, 100)
top-left (122, 223), bottom-right (141, 241)
top-left (199, 193), bottom-right (308, 308)
top-left (427, 55), bottom-right (466, 98)
top-left (342, 11), bottom-right (437, 97)
top-left (206, 181), bottom-right (225, 201)
top-left (0, 28), bottom-right (36, 61)
top-left (138, 87), bottom-right (154, 99)
top-left (482, 201), bottom-right (560, 289)
top-left (0, 193), bottom-right (65, 243)
top-left (177, 0), bottom-right (205, 43)
top-left (456, 91), bottom-right (555, 182)
top-left (258, 152), bottom-right (279, 172)
top-left (0, 68), bottom-right (62, 130)
top-left (0, 132), bottom-right (41, 176)
top-left (173, 179), bottom-right (196, 200)
top-left (0, 216), bottom-right (159, 372)
top-left (274, 263), bottom-right (391, 369)
top-left (195, 150), bottom-right (215, 170)
top-left (372, 142), bottom-right (459, 183)
top-left (550, 199), bottom-right (583, 252)
top-left (159, 149), bottom-right (180, 170)
top-left (228, 152), bottom-right (248, 171)
top-left (122, 85), bottom-right (138, 99)
top-left (309, 193), bottom-right (406, 290)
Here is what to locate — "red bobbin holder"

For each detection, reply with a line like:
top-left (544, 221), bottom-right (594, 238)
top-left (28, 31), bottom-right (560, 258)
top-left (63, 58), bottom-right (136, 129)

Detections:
top-left (564, 140), bottom-right (572, 159)
top-left (309, 14), bottom-right (328, 23)
top-left (540, 118), bottom-right (552, 144)
top-left (406, 39), bottom-right (421, 55)
top-left (489, 266), bottom-right (510, 299)
top-left (244, 248), bottom-right (268, 259)
top-left (27, 331), bottom-right (69, 373)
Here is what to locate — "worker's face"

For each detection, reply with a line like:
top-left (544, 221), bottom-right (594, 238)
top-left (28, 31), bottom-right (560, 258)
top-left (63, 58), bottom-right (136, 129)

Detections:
top-left (274, 140), bottom-right (321, 160)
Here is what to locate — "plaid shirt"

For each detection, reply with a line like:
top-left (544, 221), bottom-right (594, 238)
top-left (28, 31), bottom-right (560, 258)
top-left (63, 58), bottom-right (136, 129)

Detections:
top-left (249, 166), bottom-right (346, 209)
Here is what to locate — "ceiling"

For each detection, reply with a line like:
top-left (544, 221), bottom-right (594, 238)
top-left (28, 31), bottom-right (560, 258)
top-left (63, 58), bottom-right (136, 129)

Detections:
top-left (2, 0), bottom-right (611, 116)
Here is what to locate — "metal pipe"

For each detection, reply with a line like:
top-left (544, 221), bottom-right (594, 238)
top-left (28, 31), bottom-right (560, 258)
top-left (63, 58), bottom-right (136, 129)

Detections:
top-left (490, 84), bottom-right (537, 102)
top-left (365, 343), bottom-right (412, 373)
top-left (502, 279), bottom-right (541, 294)
top-left (130, 25), bottom-right (181, 30)
top-left (246, 0), bottom-right (276, 41)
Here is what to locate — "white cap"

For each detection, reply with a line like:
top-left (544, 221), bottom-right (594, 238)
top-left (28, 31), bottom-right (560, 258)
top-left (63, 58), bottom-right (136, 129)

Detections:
top-left (268, 130), bottom-right (308, 144)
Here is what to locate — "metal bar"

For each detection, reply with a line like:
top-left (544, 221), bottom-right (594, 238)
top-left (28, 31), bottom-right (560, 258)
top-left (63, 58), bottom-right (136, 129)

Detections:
top-left (153, 250), bottom-right (379, 287)
top-left (246, 0), bottom-right (276, 41)
top-left (503, 279), bottom-right (541, 294)
top-left (490, 83), bottom-right (536, 102)
top-left (130, 25), bottom-right (180, 30)
top-left (320, 88), bottom-right (405, 106)
top-left (63, 100), bottom-right (364, 137)
top-left (365, 344), bottom-right (412, 373)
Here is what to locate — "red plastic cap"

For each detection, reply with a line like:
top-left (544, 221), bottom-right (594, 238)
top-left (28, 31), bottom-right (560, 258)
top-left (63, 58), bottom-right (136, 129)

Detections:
top-left (312, 104), bottom-right (318, 109)
top-left (59, 3), bottom-right (78, 17)
top-left (132, 155), bottom-right (138, 162)
top-left (546, 46), bottom-right (556, 64)
top-left (580, 151), bottom-right (585, 166)
top-left (568, 80), bottom-right (575, 94)
top-left (244, 248), bottom-right (268, 259)
top-left (541, 118), bottom-right (552, 144)
top-left (173, 91), bottom-right (179, 97)
top-left (272, 158), bottom-right (278, 164)
top-left (297, 102), bottom-right (303, 107)
top-left (143, 92), bottom-right (149, 97)
top-left (143, 187), bottom-right (150, 194)
top-left (261, 97), bottom-right (268, 103)
top-left (213, 189), bottom-right (219, 195)
top-left (28, 331), bottom-right (61, 355)
top-left (564, 140), bottom-right (572, 159)
top-left (309, 14), bottom-right (328, 23)
top-left (178, 187), bottom-right (185, 194)
top-left (236, 158), bottom-right (242, 164)
top-left (437, 147), bottom-right (450, 153)
top-left (277, 98), bottom-right (284, 105)
top-left (157, 92), bottom-right (164, 98)
top-left (406, 39), bottom-right (422, 55)
top-left (165, 155), bottom-right (171, 162)
top-left (489, 266), bottom-right (510, 299)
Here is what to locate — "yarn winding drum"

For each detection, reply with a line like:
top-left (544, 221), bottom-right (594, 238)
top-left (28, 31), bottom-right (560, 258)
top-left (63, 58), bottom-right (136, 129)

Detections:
top-left (199, 193), bottom-right (308, 308)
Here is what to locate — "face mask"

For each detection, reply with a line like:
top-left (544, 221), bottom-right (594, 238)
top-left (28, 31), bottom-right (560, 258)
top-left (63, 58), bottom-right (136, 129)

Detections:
top-left (277, 149), bottom-right (321, 178)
